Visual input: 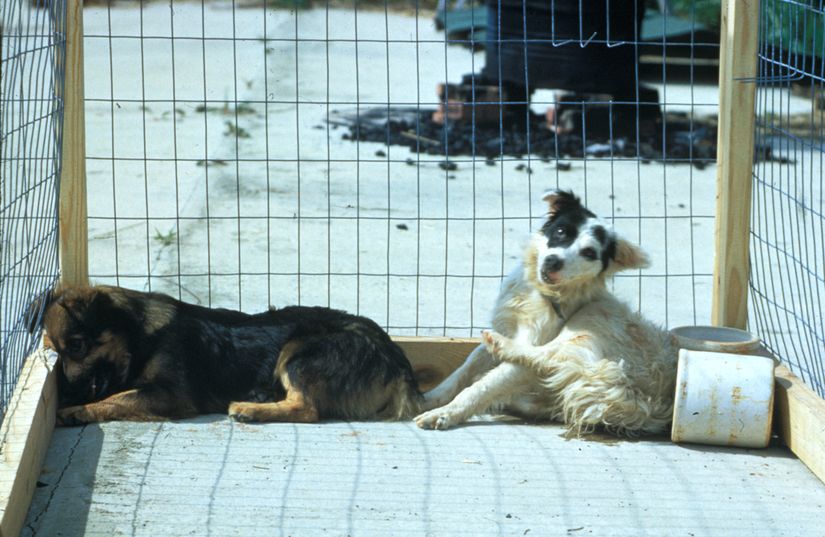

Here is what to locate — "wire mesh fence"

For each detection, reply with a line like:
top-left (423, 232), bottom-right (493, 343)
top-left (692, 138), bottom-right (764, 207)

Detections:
top-left (2, 0), bottom-right (821, 418)
top-left (79, 0), bottom-right (722, 339)
top-left (0, 0), bottom-right (64, 417)
top-left (751, 0), bottom-right (825, 397)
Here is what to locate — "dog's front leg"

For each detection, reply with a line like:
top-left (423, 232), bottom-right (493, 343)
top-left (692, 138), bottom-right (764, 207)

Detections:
top-left (483, 330), bottom-right (595, 377)
top-left (415, 362), bottom-right (532, 430)
top-left (482, 330), bottom-right (561, 371)
top-left (420, 344), bottom-right (497, 411)
top-left (57, 388), bottom-right (190, 425)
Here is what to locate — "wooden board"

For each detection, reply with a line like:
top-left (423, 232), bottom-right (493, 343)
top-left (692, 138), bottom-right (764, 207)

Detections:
top-left (774, 365), bottom-right (825, 485)
top-left (712, 0), bottom-right (759, 329)
top-left (58, 0), bottom-right (89, 287)
top-left (394, 336), bottom-right (477, 392)
top-left (0, 350), bottom-right (57, 537)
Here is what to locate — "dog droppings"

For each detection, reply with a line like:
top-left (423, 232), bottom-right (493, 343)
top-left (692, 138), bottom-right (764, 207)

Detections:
top-left (325, 107), bottom-right (793, 166)
top-left (557, 162), bottom-right (572, 171)
top-left (375, 149), bottom-right (386, 157)
top-left (439, 160), bottom-right (457, 171)
top-left (405, 158), bottom-right (415, 165)
top-left (396, 223), bottom-right (409, 230)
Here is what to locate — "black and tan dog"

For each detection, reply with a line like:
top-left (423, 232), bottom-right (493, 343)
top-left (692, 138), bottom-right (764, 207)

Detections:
top-left (34, 285), bottom-right (422, 425)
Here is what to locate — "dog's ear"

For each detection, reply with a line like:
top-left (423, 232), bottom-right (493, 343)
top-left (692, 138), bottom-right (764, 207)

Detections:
top-left (58, 286), bottom-right (109, 326)
top-left (542, 190), bottom-right (581, 219)
top-left (610, 238), bottom-right (650, 271)
top-left (25, 287), bottom-right (58, 334)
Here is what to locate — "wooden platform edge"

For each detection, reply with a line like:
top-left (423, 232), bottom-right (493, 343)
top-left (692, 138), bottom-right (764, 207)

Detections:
top-left (774, 364), bottom-right (825, 486)
top-left (393, 336), bottom-right (478, 392)
top-left (0, 349), bottom-right (57, 537)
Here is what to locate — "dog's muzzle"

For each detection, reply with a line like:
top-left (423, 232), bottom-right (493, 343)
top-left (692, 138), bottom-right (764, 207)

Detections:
top-left (541, 255), bottom-right (564, 283)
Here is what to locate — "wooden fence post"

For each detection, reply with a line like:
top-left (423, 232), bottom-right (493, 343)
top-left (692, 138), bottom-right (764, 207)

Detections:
top-left (58, 0), bottom-right (88, 287)
top-left (712, 0), bottom-right (760, 329)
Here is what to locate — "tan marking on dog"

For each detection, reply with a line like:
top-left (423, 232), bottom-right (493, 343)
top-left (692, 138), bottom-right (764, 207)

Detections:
top-left (625, 323), bottom-right (647, 347)
top-left (568, 335), bottom-right (592, 346)
top-left (103, 286), bottom-right (175, 335)
top-left (143, 301), bottom-right (175, 334)
top-left (57, 388), bottom-right (193, 424)
top-left (612, 239), bottom-right (650, 270)
top-left (229, 389), bottom-right (319, 423)
top-left (274, 339), bottom-right (305, 389)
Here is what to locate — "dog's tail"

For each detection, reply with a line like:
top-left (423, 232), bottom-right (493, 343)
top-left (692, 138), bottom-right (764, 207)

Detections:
top-left (379, 377), bottom-right (424, 421)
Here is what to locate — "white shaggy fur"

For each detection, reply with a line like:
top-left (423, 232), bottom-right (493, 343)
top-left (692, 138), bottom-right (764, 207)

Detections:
top-left (415, 190), bottom-right (678, 435)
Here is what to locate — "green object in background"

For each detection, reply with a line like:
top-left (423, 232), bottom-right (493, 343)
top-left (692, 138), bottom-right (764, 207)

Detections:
top-left (438, 1), bottom-right (824, 62)
top-left (667, 0), bottom-right (722, 30)
top-left (670, 0), bottom-right (824, 61)
top-left (763, 0), bottom-right (825, 62)
top-left (436, 5), bottom-right (712, 45)
top-left (435, 5), bottom-right (487, 38)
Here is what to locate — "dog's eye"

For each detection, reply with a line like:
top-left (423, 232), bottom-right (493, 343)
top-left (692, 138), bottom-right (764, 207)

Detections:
top-left (66, 339), bottom-right (86, 356)
top-left (555, 227), bottom-right (566, 237)
top-left (580, 247), bottom-right (598, 261)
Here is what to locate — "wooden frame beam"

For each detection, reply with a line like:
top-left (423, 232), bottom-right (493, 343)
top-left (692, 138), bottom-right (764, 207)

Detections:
top-left (0, 351), bottom-right (57, 537)
top-left (394, 337), bottom-right (476, 392)
top-left (712, 0), bottom-right (760, 329)
top-left (58, 0), bottom-right (88, 287)
top-left (774, 365), bottom-right (825, 485)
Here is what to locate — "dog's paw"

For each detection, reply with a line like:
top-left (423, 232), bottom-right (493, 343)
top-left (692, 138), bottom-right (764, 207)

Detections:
top-left (56, 405), bottom-right (92, 426)
top-left (414, 409), bottom-right (457, 430)
top-left (228, 402), bottom-right (255, 423)
top-left (481, 329), bottom-right (507, 356)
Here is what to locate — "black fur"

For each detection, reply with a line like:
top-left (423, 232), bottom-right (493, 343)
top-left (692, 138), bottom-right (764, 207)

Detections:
top-left (541, 191), bottom-right (617, 273)
top-left (541, 192), bottom-right (595, 249)
top-left (40, 286), bottom-right (421, 423)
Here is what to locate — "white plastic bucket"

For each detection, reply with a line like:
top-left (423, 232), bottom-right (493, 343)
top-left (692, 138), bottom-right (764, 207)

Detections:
top-left (671, 349), bottom-right (775, 448)
top-left (670, 325), bottom-right (761, 354)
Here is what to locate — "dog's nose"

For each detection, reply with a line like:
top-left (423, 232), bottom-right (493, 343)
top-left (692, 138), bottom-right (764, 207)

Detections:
top-left (543, 255), bottom-right (564, 273)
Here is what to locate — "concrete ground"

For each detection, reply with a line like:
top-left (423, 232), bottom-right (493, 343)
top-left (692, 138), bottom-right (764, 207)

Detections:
top-left (23, 417), bottom-right (825, 537)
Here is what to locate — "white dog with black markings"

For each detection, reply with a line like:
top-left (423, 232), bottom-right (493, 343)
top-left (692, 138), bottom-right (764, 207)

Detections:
top-left (415, 190), bottom-right (677, 436)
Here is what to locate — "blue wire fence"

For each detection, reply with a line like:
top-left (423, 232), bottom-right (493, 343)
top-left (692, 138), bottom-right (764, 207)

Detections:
top-left (751, 0), bottom-right (825, 397)
top-left (75, 0), bottom-right (721, 339)
top-left (0, 0), bottom-right (64, 417)
top-left (2, 0), bottom-right (822, 418)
